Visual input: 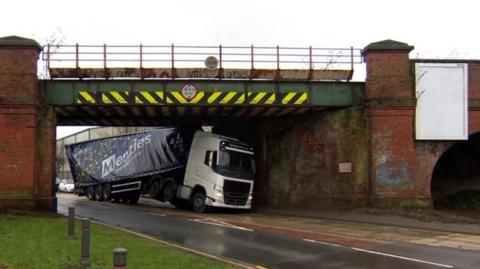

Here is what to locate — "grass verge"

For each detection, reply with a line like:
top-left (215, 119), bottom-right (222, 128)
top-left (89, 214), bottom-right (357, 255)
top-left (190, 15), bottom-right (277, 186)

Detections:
top-left (0, 212), bottom-right (234, 269)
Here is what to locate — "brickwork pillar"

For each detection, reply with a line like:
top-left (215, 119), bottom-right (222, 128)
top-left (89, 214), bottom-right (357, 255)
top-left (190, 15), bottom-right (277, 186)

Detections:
top-left (0, 36), bottom-right (56, 210)
top-left (362, 40), bottom-right (429, 206)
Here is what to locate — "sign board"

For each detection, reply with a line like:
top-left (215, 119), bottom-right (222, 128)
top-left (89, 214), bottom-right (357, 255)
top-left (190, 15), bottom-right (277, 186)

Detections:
top-left (415, 63), bottom-right (468, 140)
top-left (180, 84), bottom-right (197, 100)
top-left (204, 56), bottom-right (219, 70)
top-left (338, 162), bottom-right (352, 173)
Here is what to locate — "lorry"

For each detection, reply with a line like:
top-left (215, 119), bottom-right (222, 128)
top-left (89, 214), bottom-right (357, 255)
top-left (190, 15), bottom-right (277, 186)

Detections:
top-left (65, 128), bottom-right (255, 213)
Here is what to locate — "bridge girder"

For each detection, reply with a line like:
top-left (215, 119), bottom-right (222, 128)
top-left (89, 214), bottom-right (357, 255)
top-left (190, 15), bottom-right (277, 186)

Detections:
top-left (43, 79), bottom-right (364, 125)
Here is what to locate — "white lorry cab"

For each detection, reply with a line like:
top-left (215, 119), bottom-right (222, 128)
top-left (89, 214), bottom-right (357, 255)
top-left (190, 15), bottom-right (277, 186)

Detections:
top-left (179, 131), bottom-right (255, 212)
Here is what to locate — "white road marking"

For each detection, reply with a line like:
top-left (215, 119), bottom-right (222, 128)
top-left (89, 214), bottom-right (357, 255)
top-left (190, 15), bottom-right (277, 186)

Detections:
top-left (302, 238), bottom-right (343, 248)
top-left (189, 218), bottom-right (253, 232)
top-left (303, 238), bottom-right (454, 268)
top-left (149, 212), bottom-right (166, 217)
top-left (350, 247), bottom-right (454, 268)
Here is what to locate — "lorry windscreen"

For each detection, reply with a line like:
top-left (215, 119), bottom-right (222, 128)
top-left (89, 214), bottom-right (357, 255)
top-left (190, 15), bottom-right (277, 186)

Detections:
top-left (216, 148), bottom-right (254, 180)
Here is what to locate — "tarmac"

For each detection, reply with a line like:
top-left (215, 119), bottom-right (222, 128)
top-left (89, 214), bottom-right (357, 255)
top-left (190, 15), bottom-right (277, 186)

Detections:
top-left (58, 193), bottom-right (480, 269)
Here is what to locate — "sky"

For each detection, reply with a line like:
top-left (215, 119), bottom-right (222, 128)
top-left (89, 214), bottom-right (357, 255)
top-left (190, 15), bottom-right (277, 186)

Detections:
top-left (2, 0), bottom-right (479, 138)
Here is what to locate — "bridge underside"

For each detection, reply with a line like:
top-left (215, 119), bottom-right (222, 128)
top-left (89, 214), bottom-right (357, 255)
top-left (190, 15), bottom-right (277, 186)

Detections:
top-left (55, 105), bottom-right (327, 125)
top-left (45, 80), bottom-right (364, 125)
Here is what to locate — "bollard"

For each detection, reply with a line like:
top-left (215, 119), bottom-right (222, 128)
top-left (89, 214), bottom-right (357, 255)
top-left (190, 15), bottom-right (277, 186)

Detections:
top-left (80, 218), bottom-right (90, 267)
top-left (113, 248), bottom-right (128, 269)
top-left (68, 207), bottom-right (75, 238)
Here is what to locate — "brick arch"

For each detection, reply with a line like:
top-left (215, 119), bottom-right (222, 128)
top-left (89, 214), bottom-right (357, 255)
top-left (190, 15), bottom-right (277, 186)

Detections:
top-left (411, 111), bottom-right (480, 207)
top-left (428, 131), bottom-right (480, 206)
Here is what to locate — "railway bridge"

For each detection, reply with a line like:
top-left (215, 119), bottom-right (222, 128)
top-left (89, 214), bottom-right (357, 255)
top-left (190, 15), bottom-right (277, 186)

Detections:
top-left (1, 35), bottom-right (479, 210)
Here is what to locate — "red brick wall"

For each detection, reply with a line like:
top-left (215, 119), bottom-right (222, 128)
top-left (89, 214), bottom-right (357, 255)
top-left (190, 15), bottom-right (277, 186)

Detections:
top-left (365, 51), bottom-right (413, 100)
top-left (257, 107), bottom-right (369, 209)
top-left (368, 108), bottom-right (424, 202)
top-left (468, 63), bottom-right (480, 99)
top-left (0, 48), bottom-right (38, 99)
top-left (0, 107), bottom-right (36, 194)
top-left (0, 44), bottom-right (56, 210)
top-left (365, 51), bottom-right (480, 206)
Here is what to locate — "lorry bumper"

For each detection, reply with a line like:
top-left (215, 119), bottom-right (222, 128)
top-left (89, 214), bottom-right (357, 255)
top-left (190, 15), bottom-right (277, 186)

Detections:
top-left (207, 199), bottom-right (252, 210)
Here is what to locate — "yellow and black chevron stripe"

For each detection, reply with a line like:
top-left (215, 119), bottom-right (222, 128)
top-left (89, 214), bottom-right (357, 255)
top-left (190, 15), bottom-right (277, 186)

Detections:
top-left (246, 92), bottom-right (276, 105)
top-left (166, 91), bottom-right (205, 104)
top-left (76, 90), bottom-right (309, 105)
top-left (76, 91), bottom-right (97, 104)
top-left (281, 92), bottom-right (308, 105)
top-left (163, 91), bottom-right (276, 105)
top-left (135, 91), bottom-right (248, 105)
top-left (101, 91), bottom-right (129, 104)
top-left (204, 91), bottom-right (245, 105)
top-left (135, 91), bottom-right (166, 104)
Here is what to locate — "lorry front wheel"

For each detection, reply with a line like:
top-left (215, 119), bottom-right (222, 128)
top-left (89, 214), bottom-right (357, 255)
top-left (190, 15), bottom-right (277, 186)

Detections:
top-left (192, 191), bottom-right (207, 213)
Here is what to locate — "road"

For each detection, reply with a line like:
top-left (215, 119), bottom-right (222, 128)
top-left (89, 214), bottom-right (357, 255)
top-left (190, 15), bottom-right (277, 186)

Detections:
top-left (57, 193), bottom-right (480, 269)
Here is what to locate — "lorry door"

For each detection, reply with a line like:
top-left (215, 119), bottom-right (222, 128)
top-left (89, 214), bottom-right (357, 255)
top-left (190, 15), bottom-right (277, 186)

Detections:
top-left (184, 135), bottom-right (217, 192)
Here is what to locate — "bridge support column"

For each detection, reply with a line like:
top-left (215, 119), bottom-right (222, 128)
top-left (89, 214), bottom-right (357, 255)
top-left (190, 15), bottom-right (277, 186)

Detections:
top-left (363, 40), bottom-right (431, 207)
top-left (0, 36), bottom-right (56, 210)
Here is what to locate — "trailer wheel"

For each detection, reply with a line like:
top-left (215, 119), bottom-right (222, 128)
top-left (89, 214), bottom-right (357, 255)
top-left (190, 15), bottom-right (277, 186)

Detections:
top-left (149, 180), bottom-right (160, 199)
top-left (86, 186), bottom-right (96, 201)
top-left (162, 180), bottom-right (176, 202)
top-left (95, 185), bottom-right (104, 201)
top-left (103, 184), bottom-right (112, 201)
top-left (192, 191), bottom-right (206, 213)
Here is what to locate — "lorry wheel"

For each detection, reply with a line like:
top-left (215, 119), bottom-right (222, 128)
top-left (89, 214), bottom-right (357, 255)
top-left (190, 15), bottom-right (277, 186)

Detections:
top-left (192, 191), bottom-right (207, 213)
top-left (102, 184), bottom-right (111, 201)
top-left (95, 185), bottom-right (104, 201)
top-left (149, 181), bottom-right (160, 199)
top-left (86, 186), bottom-right (96, 201)
top-left (162, 181), bottom-right (176, 202)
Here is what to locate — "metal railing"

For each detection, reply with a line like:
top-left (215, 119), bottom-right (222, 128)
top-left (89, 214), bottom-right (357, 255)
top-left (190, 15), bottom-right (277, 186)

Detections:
top-left (42, 43), bottom-right (362, 72)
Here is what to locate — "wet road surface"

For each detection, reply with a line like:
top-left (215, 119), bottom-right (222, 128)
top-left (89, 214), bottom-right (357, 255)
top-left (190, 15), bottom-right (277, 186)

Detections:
top-left (57, 194), bottom-right (480, 269)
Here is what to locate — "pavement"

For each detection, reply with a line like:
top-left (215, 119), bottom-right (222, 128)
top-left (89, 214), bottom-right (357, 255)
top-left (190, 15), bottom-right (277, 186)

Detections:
top-left (256, 207), bottom-right (480, 235)
top-left (57, 193), bottom-right (480, 268)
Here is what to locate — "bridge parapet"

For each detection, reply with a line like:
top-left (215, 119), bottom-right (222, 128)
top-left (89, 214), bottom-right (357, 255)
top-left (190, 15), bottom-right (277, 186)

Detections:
top-left (42, 44), bottom-right (362, 81)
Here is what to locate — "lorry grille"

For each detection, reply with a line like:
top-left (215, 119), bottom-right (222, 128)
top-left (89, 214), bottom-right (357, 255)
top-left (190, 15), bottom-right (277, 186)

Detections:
top-left (223, 180), bottom-right (250, 206)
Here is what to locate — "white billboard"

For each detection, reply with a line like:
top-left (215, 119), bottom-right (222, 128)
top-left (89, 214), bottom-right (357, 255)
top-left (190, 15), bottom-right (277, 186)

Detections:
top-left (415, 63), bottom-right (468, 140)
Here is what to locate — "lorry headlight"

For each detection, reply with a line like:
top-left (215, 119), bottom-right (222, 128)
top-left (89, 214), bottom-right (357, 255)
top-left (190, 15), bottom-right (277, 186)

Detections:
top-left (248, 195), bottom-right (253, 200)
top-left (214, 186), bottom-right (223, 197)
